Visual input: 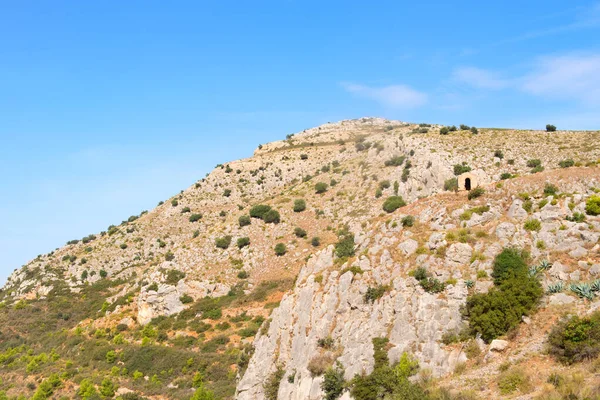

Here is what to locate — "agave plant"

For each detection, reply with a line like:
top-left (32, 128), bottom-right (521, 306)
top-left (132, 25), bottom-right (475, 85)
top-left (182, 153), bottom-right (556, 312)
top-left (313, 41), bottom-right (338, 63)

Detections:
top-left (529, 266), bottom-right (540, 277)
top-left (547, 282), bottom-right (564, 294)
top-left (570, 283), bottom-right (595, 300)
top-left (538, 260), bottom-right (552, 271)
top-left (591, 280), bottom-right (600, 293)
top-left (465, 280), bottom-right (474, 289)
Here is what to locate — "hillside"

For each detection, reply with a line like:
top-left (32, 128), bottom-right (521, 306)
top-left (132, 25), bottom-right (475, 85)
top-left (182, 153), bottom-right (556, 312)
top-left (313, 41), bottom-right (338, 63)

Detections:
top-left (1, 118), bottom-right (600, 400)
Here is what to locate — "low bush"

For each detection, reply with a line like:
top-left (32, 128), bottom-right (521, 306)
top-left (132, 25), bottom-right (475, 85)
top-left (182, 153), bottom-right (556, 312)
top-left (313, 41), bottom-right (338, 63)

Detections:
top-left (382, 196), bottom-right (406, 213)
top-left (384, 155), bottom-right (406, 167)
top-left (308, 354), bottom-right (334, 377)
top-left (544, 183), bottom-right (559, 195)
top-left (263, 209), bottom-right (281, 224)
top-left (315, 182), bottom-right (329, 194)
top-left (527, 159), bottom-right (541, 168)
top-left (453, 164), bottom-right (471, 176)
top-left (264, 367), bottom-right (285, 400)
top-left (559, 159), bottom-right (575, 168)
top-left (401, 215), bottom-right (414, 227)
top-left (444, 178), bottom-right (458, 192)
top-left (548, 310), bottom-right (600, 364)
top-left (364, 285), bottom-right (390, 303)
top-left (294, 227), bottom-right (307, 238)
top-left (586, 195), bottom-right (600, 216)
top-left (293, 199), bottom-right (306, 212)
top-left (311, 237), bottom-right (321, 247)
top-left (189, 214), bottom-right (202, 223)
top-left (249, 204), bottom-right (272, 219)
top-left (467, 187), bottom-right (485, 200)
top-left (237, 237), bottom-right (250, 249)
top-left (524, 218), bottom-right (541, 231)
top-left (238, 215), bottom-right (251, 227)
top-left (274, 243), bottom-right (287, 256)
top-left (322, 362), bottom-right (346, 400)
top-left (215, 236), bottom-right (232, 249)
top-left (179, 294), bottom-right (193, 304)
top-left (498, 368), bottom-right (532, 395)
top-left (334, 230), bottom-right (355, 258)
top-left (546, 124), bottom-right (557, 132)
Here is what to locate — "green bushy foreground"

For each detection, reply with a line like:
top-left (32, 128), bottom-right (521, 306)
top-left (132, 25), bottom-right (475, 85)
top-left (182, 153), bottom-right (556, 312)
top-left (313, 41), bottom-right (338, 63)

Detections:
top-left (463, 248), bottom-right (543, 342)
top-left (548, 310), bottom-right (600, 364)
top-left (0, 276), bottom-right (292, 399)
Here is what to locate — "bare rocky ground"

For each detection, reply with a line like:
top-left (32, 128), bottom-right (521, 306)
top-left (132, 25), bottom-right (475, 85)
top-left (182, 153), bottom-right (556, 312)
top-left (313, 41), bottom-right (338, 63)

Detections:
top-left (1, 118), bottom-right (600, 399)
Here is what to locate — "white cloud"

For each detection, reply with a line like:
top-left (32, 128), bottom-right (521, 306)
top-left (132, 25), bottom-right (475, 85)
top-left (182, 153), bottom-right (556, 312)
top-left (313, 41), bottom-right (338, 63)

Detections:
top-left (521, 54), bottom-right (600, 104)
top-left (452, 67), bottom-right (510, 89)
top-left (341, 82), bottom-right (428, 108)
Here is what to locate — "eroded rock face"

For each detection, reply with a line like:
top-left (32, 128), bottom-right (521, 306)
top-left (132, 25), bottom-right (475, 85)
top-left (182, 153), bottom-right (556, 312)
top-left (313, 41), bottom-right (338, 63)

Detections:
top-left (236, 246), bottom-right (468, 400)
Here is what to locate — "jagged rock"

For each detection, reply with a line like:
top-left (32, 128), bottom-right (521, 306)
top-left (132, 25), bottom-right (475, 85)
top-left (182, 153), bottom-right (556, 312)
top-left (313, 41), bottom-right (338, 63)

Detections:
top-left (427, 232), bottom-right (447, 250)
top-left (507, 199), bottom-right (528, 221)
top-left (489, 339), bottom-right (509, 352)
top-left (569, 246), bottom-right (588, 259)
top-left (445, 243), bottom-right (472, 267)
top-left (495, 222), bottom-right (516, 241)
top-left (548, 293), bottom-right (576, 306)
top-left (398, 239), bottom-right (419, 256)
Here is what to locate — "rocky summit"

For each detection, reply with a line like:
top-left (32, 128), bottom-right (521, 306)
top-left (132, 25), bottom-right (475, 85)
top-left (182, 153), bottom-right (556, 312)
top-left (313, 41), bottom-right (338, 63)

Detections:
top-left (2, 118), bottom-right (600, 400)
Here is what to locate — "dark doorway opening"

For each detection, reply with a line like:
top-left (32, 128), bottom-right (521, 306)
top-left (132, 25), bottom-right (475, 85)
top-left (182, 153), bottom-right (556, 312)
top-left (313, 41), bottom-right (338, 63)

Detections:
top-left (465, 178), bottom-right (471, 191)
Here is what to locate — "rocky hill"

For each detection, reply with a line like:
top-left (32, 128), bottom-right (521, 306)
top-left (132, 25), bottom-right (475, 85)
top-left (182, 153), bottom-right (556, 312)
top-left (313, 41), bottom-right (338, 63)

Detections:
top-left (1, 118), bottom-right (600, 399)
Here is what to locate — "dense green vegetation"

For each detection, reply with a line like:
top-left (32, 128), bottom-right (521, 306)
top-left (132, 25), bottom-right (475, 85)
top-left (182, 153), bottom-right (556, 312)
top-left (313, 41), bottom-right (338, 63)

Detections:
top-left (548, 310), bottom-right (600, 364)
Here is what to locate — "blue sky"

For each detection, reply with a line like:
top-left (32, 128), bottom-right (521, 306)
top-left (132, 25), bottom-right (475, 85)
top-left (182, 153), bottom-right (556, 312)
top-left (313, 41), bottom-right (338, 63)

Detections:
top-left (1, 1), bottom-right (599, 283)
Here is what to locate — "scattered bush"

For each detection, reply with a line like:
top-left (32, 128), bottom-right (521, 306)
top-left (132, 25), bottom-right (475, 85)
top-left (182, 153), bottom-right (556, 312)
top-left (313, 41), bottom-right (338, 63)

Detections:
top-left (548, 310), bottom-right (600, 364)
top-left (237, 237), bottom-right (250, 249)
top-left (334, 230), bottom-right (355, 258)
top-left (544, 183), bottom-right (559, 195)
top-left (440, 127), bottom-right (450, 135)
top-left (238, 215), bottom-right (251, 227)
top-left (526, 159), bottom-right (541, 168)
top-left (401, 215), bottom-right (414, 227)
top-left (293, 199), bottom-right (306, 212)
top-left (215, 236), bottom-right (232, 249)
top-left (294, 227), bottom-right (307, 238)
top-left (586, 195), bottom-right (600, 216)
top-left (364, 285), bottom-right (390, 303)
top-left (264, 367), bottom-right (285, 400)
top-left (315, 182), bottom-right (329, 194)
top-left (274, 243), bottom-right (287, 256)
top-left (311, 237), bottom-right (321, 247)
top-left (493, 150), bottom-right (504, 159)
top-left (179, 294), bottom-right (193, 304)
top-left (470, 127), bottom-right (478, 134)
top-left (384, 155), bottom-right (406, 167)
top-left (524, 218), bottom-right (541, 231)
top-left (263, 209), bottom-right (281, 224)
top-left (322, 362), bottom-right (346, 400)
top-left (189, 214), bottom-right (202, 223)
top-left (166, 269), bottom-right (185, 285)
top-left (500, 172), bottom-right (513, 180)
top-left (249, 204), bottom-right (272, 219)
top-left (453, 163), bottom-right (471, 176)
top-left (467, 187), bottom-right (485, 200)
top-left (382, 196), bottom-right (406, 213)
top-left (444, 178), bottom-right (458, 192)
top-left (498, 368), bottom-right (532, 395)
top-left (559, 159), bottom-right (575, 168)
top-left (546, 124), bottom-right (557, 132)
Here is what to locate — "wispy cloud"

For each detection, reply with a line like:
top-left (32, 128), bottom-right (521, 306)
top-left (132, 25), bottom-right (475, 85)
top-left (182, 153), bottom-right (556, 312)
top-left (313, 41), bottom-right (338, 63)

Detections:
top-left (453, 53), bottom-right (600, 106)
top-left (521, 54), bottom-right (600, 104)
top-left (340, 82), bottom-right (428, 108)
top-left (452, 67), bottom-right (511, 90)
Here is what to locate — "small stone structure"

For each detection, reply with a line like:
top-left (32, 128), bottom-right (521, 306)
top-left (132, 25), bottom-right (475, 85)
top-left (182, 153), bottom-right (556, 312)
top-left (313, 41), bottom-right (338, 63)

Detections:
top-left (458, 172), bottom-right (478, 191)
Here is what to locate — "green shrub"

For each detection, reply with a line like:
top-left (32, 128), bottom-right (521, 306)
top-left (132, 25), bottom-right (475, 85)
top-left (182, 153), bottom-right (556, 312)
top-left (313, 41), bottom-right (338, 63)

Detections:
top-left (440, 127), bottom-right (450, 135)
top-left (315, 182), bottom-right (329, 194)
top-left (524, 218), bottom-right (541, 231)
top-left (334, 230), bottom-right (355, 258)
top-left (215, 236), bottom-right (232, 249)
top-left (274, 243), bottom-right (287, 256)
top-left (237, 237), bottom-right (250, 249)
top-left (444, 178), bottom-right (458, 192)
top-left (349, 339), bottom-right (425, 400)
top-left (293, 199), bottom-right (306, 212)
top-left (464, 248), bottom-right (542, 342)
top-left (165, 250), bottom-right (175, 261)
top-left (559, 159), bottom-right (575, 168)
top-left (544, 183), bottom-right (559, 195)
top-left (189, 213), bottom-right (203, 223)
top-left (166, 269), bottom-right (185, 285)
top-left (263, 209), bottom-right (281, 224)
top-left (493, 150), bottom-right (504, 159)
top-left (264, 367), bottom-right (285, 400)
top-left (500, 172), bottom-right (513, 180)
top-left (382, 196), bottom-right (406, 213)
top-left (322, 362), bottom-right (346, 400)
top-left (249, 204), bottom-right (272, 219)
top-left (223, 189), bottom-right (232, 197)
top-left (548, 310), bottom-right (600, 364)
top-left (467, 187), bottom-right (485, 200)
top-left (364, 285), bottom-right (390, 303)
top-left (180, 294), bottom-right (193, 304)
top-left (384, 155), bottom-right (406, 167)
top-left (181, 206), bottom-right (191, 213)
top-left (586, 195), bottom-right (600, 216)
top-left (294, 227), bottom-right (307, 238)
top-left (470, 127), bottom-right (478, 134)
top-left (453, 164), bottom-right (472, 176)
top-left (238, 215), bottom-right (251, 227)
top-left (527, 159), bottom-right (541, 168)
top-left (546, 124), bottom-right (557, 132)
top-left (498, 368), bottom-right (531, 395)
top-left (311, 237), bottom-right (321, 247)
top-left (237, 270), bottom-right (249, 279)
top-left (147, 283), bottom-right (159, 292)
top-left (401, 215), bottom-right (414, 227)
